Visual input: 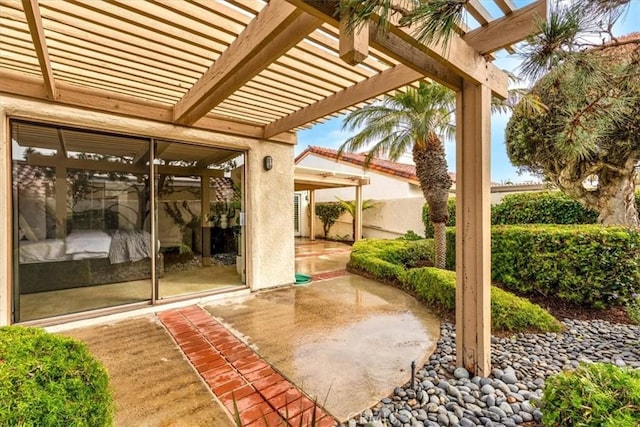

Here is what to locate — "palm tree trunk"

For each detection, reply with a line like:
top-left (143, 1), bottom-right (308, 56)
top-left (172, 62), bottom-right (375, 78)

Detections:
top-left (433, 222), bottom-right (447, 268)
top-left (413, 134), bottom-right (453, 269)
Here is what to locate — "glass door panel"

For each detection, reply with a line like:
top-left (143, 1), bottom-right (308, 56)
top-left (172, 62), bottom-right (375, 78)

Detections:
top-left (154, 140), bottom-right (245, 298)
top-left (11, 121), bottom-right (152, 321)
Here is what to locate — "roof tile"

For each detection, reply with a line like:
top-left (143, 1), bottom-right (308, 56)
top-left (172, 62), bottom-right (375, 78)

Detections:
top-left (295, 146), bottom-right (456, 183)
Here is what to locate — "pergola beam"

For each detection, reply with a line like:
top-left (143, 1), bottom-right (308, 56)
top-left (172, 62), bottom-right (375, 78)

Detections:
top-left (21, 0), bottom-right (57, 99)
top-left (463, 0), bottom-right (547, 55)
top-left (264, 64), bottom-right (425, 138)
top-left (339, 8), bottom-right (369, 65)
top-left (287, 0), bottom-right (508, 99)
top-left (172, 0), bottom-right (322, 125)
top-left (0, 71), bottom-right (296, 144)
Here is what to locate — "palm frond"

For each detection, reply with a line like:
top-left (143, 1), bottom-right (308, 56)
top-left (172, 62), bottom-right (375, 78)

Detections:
top-left (339, 81), bottom-right (455, 165)
top-left (340, 0), bottom-right (412, 32)
top-left (400, 0), bottom-right (465, 51)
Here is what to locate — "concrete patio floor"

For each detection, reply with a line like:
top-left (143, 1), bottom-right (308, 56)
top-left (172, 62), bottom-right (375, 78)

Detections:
top-left (60, 239), bottom-right (440, 425)
top-left (203, 240), bottom-right (441, 421)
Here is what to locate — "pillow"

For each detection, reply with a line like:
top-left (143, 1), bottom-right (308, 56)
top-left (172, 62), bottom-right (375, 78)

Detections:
top-left (65, 230), bottom-right (112, 255)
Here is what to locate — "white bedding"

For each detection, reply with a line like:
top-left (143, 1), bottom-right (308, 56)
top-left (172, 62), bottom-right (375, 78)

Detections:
top-left (19, 239), bottom-right (71, 263)
top-left (65, 230), bottom-right (112, 259)
top-left (19, 230), bottom-right (113, 264)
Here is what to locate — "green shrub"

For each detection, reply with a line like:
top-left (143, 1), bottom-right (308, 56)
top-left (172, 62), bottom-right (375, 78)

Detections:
top-left (348, 239), bottom-right (561, 333)
top-left (0, 326), bottom-right (113, 426)
top-left (404, 268), bottom-right (561, 332)
top-left (445, 225), bottom-right (640, 308)
top-left (349, 238), bottom-right (434, 282)
top-left (422, 198), bottom-right (456, 238)
top-left (315, 202), bottom-right (346, 238)
top-left (491, 191), bottom-right (598, 225)
top-left (542, 363), bottom-right (640, 427)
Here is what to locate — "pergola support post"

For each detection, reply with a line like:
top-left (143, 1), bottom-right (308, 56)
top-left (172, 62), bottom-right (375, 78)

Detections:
top-left (354, 184), bottom-right (363, 241)
top-left (309, 189), bottom-right (316, 241)
top-left (455, 81), bottom-right (492, 376)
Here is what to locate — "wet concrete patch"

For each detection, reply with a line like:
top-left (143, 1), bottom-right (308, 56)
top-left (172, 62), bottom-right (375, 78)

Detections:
top-left (64, 317), bottom-right (234, 427)
top-left (204, 274), bottom-right (440, 421)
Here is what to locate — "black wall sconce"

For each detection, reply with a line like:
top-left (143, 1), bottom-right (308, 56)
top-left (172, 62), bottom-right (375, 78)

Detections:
top-left (263, 155), bottom-right (273, 171)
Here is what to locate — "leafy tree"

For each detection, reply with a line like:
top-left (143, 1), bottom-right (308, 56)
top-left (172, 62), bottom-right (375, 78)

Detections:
top-left (339, 82), bottom-right (455, 268)
top-left (315, 202), bottom-right (347, 238)
top-left (335, 197), bottom-right (380, 240)
top-left (506, 1), bottom-right (640, 226)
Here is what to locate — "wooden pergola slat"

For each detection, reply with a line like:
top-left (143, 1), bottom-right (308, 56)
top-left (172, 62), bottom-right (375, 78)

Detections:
top-left (265, 64), bottom-right (423, 138)
top-left (173, 0), bottom-right (321, 125)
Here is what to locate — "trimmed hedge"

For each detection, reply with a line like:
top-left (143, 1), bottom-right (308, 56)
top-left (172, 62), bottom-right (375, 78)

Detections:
top-left (0, 326), bottom-right (113, 426)
top-left (445, 225), bottom-right (640, 308)
top-left (405, 268), bottom-right (561, 333)
top-left (349, 239), bottom-right (562, 333)
top-left (542, 363), bottom-right (640, 426)
top-left (422, 190), bottom-right (640, 236)
top-left (349, 238), bottom-right (434, 283)
top-left (491, 191), bottom-right (598, 225)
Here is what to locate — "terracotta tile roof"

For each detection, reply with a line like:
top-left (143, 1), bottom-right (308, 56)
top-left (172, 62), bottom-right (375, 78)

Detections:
top-left (295, 146), bottom-right (456, 183)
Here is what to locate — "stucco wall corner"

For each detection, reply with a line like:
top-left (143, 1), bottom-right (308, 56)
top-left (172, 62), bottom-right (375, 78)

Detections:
top-left (247, 142), bottom-right (295, 291)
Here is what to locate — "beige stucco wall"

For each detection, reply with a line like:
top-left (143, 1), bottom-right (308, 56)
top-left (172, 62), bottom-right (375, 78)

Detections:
top-left (246, 142), bottom-right (295, 290)
top-left (309, 196), bottom-right (426, 240)
top-left (304, 185), bottom-right (548, 240)
top-left (0, 95), bottom-right (295, 324)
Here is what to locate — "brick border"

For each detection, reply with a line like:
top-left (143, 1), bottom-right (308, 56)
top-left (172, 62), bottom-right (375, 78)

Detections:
top-left (158, 306), bottom-right (337, 427)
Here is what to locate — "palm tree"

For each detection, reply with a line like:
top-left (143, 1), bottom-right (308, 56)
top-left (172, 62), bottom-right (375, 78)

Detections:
top-left (339, 82), bottom-right (455, 268)
top-left (335, 197), bottom-right (380, 241)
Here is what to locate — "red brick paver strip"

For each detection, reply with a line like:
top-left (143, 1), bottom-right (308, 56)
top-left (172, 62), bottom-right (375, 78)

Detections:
top-left (158, 306), bottom-right (338, 427)
top-left (311, 270), bottom-right (349, 282)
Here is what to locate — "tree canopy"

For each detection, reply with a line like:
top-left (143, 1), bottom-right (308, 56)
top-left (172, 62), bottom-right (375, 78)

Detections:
top-left (506, 0), bottom-right (640, 226)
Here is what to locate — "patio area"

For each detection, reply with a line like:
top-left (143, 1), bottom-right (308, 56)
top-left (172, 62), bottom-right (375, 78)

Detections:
top-left (62, 239), bottom-right (441, 425)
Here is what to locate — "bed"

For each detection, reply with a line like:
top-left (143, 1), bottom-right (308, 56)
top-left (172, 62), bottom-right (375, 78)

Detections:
top-left (18, 230), bottom-right (161, 294)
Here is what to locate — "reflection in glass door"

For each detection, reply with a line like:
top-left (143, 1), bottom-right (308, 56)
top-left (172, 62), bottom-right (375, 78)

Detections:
top-left (11, 121), bottom-right (153, 321)
top-left (154, 140), bottom-right (245, 299)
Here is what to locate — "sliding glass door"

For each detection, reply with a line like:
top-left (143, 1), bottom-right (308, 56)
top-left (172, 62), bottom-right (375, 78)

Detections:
top-left (11, 121), bottom-right (152, 321)
top-left (154, 140), bottom-right (245, 299)
top-left (11, 121), bottom-right (246, 322)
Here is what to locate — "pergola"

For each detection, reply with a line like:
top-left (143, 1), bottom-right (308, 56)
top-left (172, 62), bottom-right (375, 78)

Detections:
top-left (0, 0), bottom-right (547, 374)
top-left (294, 165), bottom-right (370, 241)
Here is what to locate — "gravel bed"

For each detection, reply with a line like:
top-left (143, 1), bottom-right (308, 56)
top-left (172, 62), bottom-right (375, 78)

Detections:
top-left (347, 319), bottom-right (640, 427)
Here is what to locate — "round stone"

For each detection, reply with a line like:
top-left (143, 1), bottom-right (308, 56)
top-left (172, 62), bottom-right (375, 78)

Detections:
top-left (454, 367), bottom-right (470, 379)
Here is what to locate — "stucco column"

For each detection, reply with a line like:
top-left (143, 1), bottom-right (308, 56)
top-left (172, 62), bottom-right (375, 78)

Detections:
top-left (309, 189), bottom-right (316, 241)
top-left (455, 81), bottom-right (492, 375)
top-left (354, 184), bottom-right (363, 241)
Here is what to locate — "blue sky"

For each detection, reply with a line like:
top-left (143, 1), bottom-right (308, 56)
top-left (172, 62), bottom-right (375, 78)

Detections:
top-left (297, 1), bottom-right (640, 183)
